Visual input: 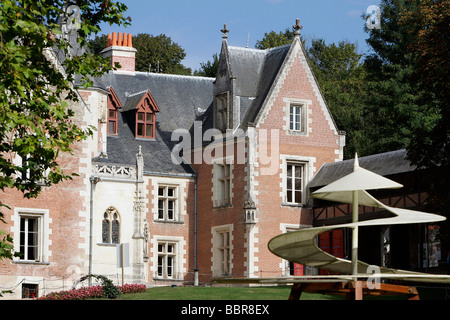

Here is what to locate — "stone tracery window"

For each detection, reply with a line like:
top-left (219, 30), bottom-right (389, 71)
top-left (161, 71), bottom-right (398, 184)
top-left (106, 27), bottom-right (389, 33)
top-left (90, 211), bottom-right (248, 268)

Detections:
top-left (102, 207), bottom-right (120, 244)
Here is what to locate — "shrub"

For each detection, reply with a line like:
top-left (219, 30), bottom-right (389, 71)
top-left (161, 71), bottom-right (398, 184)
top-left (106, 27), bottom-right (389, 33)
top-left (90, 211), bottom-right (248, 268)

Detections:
top-left (38, 274), bottom-right (147, 300)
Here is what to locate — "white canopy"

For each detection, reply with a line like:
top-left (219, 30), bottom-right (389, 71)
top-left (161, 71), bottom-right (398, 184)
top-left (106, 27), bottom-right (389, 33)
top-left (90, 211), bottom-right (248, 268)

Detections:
top-left (268, 155), bottom-right (449, 282)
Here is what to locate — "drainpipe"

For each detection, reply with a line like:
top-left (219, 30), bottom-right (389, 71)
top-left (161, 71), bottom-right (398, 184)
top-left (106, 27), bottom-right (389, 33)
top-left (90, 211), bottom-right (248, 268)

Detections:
top-left (193, 174), bottom-right (198, 286)
top-left (89, 176), bottom-right (101, 286)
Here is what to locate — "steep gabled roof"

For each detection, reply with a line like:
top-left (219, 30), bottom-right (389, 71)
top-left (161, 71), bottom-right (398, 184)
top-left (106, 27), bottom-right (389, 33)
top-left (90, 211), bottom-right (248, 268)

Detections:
top-left (236, 44), bottom-right (291, 128)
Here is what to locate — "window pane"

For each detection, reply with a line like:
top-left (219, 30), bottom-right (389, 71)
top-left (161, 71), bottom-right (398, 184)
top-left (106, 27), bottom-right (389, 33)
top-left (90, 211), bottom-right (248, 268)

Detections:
top-left (146, 112), bottom-right (153, 122)
top-left (158, 200), bottom-right (164, 219)
top-left (137, 123), bottom-right (144, 136)
top-left (111, 220), bottom-right (120, 244)
top-left (295, 191), bottom-right (302, 203)
top-left (168, 188), bottom-right (174, 197)
top-left (158, 187), bottom-right (164, 196)
top-left (157, 256), bottom-right (163, 276)
top-left (167, 256), bottom-right (173, 277)
top-left (102, 220), bottom-right (110, 243)
top-left (168, 202), bottom-right (174, 220)
top-left (109, 110), bottom-right (116, 119)
top-left (108, 121), bottom-right (115, 134)
top-left (137, 112), bottom-right (144, 121)
top-left (146, 124), bottom-right (153, 137)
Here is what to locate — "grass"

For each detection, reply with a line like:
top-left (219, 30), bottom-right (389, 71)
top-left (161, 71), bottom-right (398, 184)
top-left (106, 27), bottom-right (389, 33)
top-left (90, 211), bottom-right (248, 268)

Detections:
top-left (116, 285), bottom-right (344, 300)
top-left (116, 285), bottom-right (450, 300)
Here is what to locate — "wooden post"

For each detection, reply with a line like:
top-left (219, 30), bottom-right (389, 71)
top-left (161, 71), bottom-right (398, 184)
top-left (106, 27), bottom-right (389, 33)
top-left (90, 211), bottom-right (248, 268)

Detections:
top-left (288, 283), bottom-right (303, 300)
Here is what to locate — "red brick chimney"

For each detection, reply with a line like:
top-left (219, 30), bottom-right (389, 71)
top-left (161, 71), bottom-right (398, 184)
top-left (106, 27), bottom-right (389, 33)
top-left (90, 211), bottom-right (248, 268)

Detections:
top-left (101, 32), bottom-right (137, 72)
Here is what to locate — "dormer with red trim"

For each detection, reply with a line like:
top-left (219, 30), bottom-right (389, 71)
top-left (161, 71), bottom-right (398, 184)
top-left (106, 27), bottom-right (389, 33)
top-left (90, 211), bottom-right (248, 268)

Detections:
top-left (107, 87), bottom-right (123, 135)
top-left (122, 90), bottom-right (160, 139)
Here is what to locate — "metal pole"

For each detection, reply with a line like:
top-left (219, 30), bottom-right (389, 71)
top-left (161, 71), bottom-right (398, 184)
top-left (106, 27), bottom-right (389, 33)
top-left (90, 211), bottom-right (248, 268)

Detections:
top-left (351, 154), bottom-right (359, 276)
top-left (352, 190), bottom-right (359, 276)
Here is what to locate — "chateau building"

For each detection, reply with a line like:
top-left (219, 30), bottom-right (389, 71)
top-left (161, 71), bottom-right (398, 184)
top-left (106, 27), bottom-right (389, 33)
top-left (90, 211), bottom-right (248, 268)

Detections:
top-left (0, 21), bottom-right (345, 299)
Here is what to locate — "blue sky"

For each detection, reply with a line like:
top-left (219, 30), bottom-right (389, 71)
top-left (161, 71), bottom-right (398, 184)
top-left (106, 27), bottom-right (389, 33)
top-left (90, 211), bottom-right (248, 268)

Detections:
top-left (99, 0), bottom-right (381, 71)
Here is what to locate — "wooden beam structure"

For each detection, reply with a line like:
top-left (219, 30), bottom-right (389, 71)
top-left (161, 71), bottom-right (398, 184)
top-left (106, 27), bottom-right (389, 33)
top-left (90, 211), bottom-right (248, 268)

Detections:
top-left (288, 280), bottom-right (420, 300)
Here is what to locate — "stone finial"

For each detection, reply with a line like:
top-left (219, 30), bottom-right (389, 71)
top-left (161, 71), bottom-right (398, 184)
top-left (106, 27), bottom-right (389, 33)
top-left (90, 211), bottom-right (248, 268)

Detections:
top-left (221, 24), bottom-right (229, 39)
top-left (293, 18), bottom-right (303, 36)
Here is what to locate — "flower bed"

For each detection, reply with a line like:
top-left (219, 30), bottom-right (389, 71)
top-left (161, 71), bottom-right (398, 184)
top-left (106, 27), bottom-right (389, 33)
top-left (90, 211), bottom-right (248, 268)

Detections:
top-left (38, 283), bottom-right (147, 300)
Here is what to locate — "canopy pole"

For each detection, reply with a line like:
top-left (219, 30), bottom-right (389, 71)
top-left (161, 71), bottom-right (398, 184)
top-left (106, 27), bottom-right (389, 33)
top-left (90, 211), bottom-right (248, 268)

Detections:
top-left (351, 154), bottom-right (359, 276)
top-left (352, 190), bottom-right (359, 276)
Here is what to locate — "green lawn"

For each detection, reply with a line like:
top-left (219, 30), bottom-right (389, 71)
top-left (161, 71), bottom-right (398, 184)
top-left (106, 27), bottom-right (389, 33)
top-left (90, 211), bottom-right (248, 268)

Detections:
top-left (117, 285), bottom-right (343, 300)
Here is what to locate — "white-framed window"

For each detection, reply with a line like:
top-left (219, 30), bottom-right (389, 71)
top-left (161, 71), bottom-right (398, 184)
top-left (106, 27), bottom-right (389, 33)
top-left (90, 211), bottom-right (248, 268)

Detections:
top-left (283, 98), bottom-right (311, 135)
top-left (280, 155), bottom-right (315, 206)
top-left (213, 161), bottom-right (232, 208)
top-left (14, 208), bottom-right (49, 263)
top-left (157, 185), bottom-right (178, 221)
top-left (102, 207), bottom-right (120, 244)
top-left (18, 154), bottom-right (49, 185)
top-left (286, 162), bottom-right (304, 204)
top-left (289, 105), bottom-right (303, 131)
top-left (212, 224), bottom-right (233, 277)
top-left (155, 240), bottom-right (180, 279)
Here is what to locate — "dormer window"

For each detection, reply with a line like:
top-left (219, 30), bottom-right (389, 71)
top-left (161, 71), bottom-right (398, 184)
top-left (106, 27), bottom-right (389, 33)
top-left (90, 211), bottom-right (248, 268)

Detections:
top-left (136, 100), bottom-right (155, 138)
top-left (122, 90), bottom-right (160, 139)
top-left (108, 109), bottom-right (118, 135)
top-left (107, 87), bottom-right (122, 135)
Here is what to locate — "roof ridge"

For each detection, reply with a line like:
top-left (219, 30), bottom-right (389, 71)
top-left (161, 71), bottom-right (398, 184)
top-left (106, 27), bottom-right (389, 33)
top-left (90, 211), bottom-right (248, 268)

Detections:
top-left (131, 71), bottom-right (215, 81)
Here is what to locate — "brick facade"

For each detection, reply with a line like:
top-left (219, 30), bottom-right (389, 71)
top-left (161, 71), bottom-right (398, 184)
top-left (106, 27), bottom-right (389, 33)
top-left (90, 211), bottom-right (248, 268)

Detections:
top-left (0, 27), bottom-right (344, 299)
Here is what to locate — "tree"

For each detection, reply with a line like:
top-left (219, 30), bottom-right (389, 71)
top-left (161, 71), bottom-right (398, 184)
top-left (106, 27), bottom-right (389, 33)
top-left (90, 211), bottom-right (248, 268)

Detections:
top-left (193, 53), bottom-right (219, 77)
top-left (88, 32), bottom-right (192, 75)
top-left (307, 39), bottom-right (369, 158)
top-left (133, 33), bottom-right (191, 75)
top-left (399, 0), bottom-right (450, 250)
top-left (362, 0), bottom-right (422, 155)
top-left (0, 0), bottom-right (129, 259)
top-left (255, 28), bottom-right (295, 49)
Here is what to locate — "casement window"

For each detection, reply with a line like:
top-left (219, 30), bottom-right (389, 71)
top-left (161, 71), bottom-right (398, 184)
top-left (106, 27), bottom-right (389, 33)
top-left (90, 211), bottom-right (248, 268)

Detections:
top-left (213, 162), bottom-right (232, 207)
top-left (157, 185), bottom-right (178, 221)
top-left (14, 208), bottom-right (49, 264)
top-left (283, 99), bottom-right (310, 134)
top-left (108, 108), bottom-right (118, 135)
top-left (19, 216), bottom-right (41, 262)
top-left (157, 241), bottom-right (177, 279)
top-left (212, 225), bottom-right (233, 277)
top-left (286, 162), bottom-right (305, 204)
top-left (107, 87), bottom-right (122, 135)
top-left (136, 110), bottom-right (155, 138)
top-left (215, 93), bottom-right (228, 132)
top-left (218, 230), bottom-right (231, 275)
top-left (102, 207), bottom-right (120, 244)
top-left (18, 154), bottom-right (49, 185)
top-left (289, 105), bottom-right (303, 131)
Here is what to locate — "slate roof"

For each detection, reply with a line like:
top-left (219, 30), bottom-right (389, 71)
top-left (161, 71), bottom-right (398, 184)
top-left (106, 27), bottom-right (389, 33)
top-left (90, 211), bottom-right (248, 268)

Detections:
top-left (227, 44), bottom-right (291, 129)
top-left (308, 149), bottom-right (417, 189)
top-left (92, 71), bottom-right (214, 176)
top-left (86, 38), bottom-right (296, 176)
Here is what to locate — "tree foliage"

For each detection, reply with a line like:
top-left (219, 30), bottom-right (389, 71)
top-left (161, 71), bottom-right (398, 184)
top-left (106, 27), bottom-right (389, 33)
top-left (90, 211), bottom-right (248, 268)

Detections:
top-left (307, 39), bottom-right (368, 158)
top-left (88, 32), bottom-right (192, 75)
top-left (0, 0), bottom-right (129, 259)
top-left (134, 33), bottom-right (191, 75)
top-left (193, 53), bottom-right (219, 77)
top-left (255, 28), bottom-right (295, 49)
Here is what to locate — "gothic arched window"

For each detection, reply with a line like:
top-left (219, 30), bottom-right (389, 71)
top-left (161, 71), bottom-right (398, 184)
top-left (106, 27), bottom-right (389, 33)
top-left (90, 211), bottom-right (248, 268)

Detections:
top-left (102, 207), bottom-right (120, 244)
